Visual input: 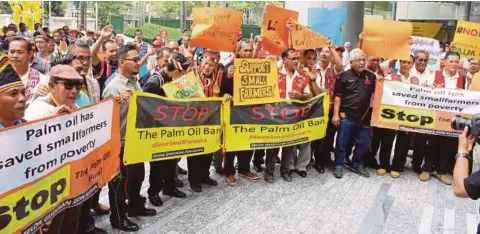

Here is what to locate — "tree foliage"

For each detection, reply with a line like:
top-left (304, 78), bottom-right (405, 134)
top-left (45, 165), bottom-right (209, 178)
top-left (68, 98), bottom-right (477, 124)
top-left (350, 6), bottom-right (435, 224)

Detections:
top-left (97, 1), bottom-right (132, 27)
top-left (44, 1), bottom-right (68, 17)
top-left (152, 1), bottom-right (283, 24)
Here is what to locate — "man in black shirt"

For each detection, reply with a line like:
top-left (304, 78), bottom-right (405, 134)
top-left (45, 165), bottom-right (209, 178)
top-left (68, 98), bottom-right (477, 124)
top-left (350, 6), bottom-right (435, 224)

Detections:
top-left (453, 126), bottom-right (480, 232)
top-left (332, 48), bottom-right (376, 179)
top-left (142, 52), bottom-right (188, 205)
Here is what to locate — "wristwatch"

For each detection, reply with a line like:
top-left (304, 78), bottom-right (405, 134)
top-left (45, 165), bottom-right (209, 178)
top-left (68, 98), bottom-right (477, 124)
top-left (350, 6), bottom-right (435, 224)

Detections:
top-left (455, 152), bottom-right (471, 161)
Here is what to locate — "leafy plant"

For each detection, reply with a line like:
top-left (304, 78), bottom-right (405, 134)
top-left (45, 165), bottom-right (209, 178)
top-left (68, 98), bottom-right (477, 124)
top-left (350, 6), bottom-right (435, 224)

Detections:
top-left (123, 23), bottom-right (182, 43)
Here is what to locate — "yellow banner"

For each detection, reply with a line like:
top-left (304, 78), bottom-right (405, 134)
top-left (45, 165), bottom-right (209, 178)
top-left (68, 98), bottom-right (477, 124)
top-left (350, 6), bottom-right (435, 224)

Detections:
top-left (162, 71), bottom-right (206, 99)
top-left (412, 22), bottom-right (442, 38)
top-left (224, 94), bottom-right (329, 152)
top-left (233, 58), bottom-right (281, 106)
top-left (0, 100), bottom-right (120, 234)
top-left (453, 20), bottom-right (480, 59)
top-left (371, 80), bottom-right (480, 137)
top-left (123, 92), bottom-right (222, 165)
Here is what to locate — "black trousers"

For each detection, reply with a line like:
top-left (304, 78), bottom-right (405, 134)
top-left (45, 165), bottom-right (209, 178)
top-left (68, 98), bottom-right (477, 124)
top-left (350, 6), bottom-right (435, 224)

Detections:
top-left (265, 148), bottom-right (292, 174)
top-left (390, 131), bottom-right (410, 171)
top-left (148, 159), bottom-right (177, 195)
top-left (45, 205), bottom-right (82, 234)
top-left (312, 109), bottom-right (336, 167)
top-left (187, 153), bottom-right (213, 184)
top-left (422, 135), bottom-right (456, 175)
top-left (412, 133), bottom-right (430, 172)
top-left (252, 149), bottom-right (265, 165)
top-left (370, 127), bottom-right (396, 170)
top-left (108, 147), bottom-right (145, 222)
top-left (78, 196), bottom-right (95, 233)
top-left (224, 150), bottom-right (253, 175)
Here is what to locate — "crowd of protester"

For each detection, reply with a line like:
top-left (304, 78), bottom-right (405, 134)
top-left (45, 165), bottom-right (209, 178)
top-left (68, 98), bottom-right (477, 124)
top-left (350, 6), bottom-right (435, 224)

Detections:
top-left (0, 20), bottom-right (478, 234)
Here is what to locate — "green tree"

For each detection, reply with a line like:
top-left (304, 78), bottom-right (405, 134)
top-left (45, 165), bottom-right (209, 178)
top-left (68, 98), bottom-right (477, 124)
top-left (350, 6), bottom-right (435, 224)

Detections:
top-left (97, 1), bottom-right (132, 26)
top-left (0, 2), bottom-right (12, 14)
top-left (44, 1), bottom-right (68, 17)
top-left (152, 1), bottom-right (283, 24)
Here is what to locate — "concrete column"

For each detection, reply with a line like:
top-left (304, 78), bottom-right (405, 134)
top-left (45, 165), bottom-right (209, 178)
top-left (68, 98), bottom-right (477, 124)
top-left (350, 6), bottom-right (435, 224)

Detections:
top-left (285, 1), bottom-right (365, 47)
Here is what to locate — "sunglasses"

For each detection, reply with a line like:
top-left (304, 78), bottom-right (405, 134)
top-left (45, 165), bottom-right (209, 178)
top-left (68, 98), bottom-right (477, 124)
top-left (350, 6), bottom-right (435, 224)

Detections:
top-left (55, 80), bottom-right (83, 90)
top-left (416, 58), bottom-right (428, 63)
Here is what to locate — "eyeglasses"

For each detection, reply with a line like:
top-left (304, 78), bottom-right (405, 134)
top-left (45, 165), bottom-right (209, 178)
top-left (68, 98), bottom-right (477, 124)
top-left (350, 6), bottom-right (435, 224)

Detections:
top-left (122, 57), bottom-right (140, 63)
top-left (416, 58), bottom-right (428, 63)
top-left (55, 80), bottom-right (83, 90)
top-left (73, 55), bottom-right (92, 62)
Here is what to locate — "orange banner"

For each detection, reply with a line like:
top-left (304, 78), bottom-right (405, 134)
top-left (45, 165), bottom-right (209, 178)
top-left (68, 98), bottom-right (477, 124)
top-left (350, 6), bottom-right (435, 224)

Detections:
top-left (289, 19), bottom-right (328, 50)
top-left (362, 19), bottom-right (412, 61)
top-left (372, 80), bottom-right (480, 137)
top-left (0, 99), bottom-right (120, 234)
top-left (191, 7), bottom-right (243, 52)
top-left (261, 5), bottom-right (299, 56)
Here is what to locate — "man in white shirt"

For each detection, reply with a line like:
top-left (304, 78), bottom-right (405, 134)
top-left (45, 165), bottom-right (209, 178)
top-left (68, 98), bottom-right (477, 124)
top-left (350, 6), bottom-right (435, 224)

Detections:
top-left (265, 48), bottom-right (312, 183)
top-left (342, 41), bottom-right (351, 68)
top-left (419, 51), bottom-right (464, 185)
top-left (411, 50), bottom-right (435, 87)
top-left (16, 23), bottom-right (32, 37)
top-left (466, 58), bottom-right (479, 89)
top-left (7, 37), bottom-right (47, 103)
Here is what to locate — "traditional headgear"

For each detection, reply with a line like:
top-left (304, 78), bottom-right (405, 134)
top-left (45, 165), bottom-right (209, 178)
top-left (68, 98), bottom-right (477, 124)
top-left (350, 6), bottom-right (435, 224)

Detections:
top-left (168, 53), bottom-right (190, 71)
top-left (0, 55), bottom-right (24, 93)
top-left (202, 50), bottom-right (220, 63)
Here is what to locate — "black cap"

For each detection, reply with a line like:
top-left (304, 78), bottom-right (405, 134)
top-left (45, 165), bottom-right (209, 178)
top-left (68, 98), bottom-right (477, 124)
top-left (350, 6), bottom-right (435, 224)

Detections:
top-left (168, 53), bottom-right (190, 71)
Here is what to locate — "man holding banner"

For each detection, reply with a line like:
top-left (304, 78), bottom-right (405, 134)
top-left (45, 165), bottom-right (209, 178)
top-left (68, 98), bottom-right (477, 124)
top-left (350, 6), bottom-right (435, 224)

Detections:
top-left (24, 64), bottom-right (85, 234)
top-left (103, 44), bottom-right (156, 231)
top-left (263, 48), bottom-right (312, 183)
top-left (299, 43), bottom-right (343, 174)
top-left (419, 51), bottom-right (465, 185)
top-left (221, 39), bottom-right (260, 185)
top-left (375, 55), bottom-right (417, 178)
top-left (410, 50), bottom-right (436, 172)
top-left (142, 53), bottom-right (189, 204)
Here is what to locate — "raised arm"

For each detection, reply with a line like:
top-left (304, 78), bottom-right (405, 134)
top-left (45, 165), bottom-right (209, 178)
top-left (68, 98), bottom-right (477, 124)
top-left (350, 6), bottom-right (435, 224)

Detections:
top-left (91, 25), bottom-right (113, 66)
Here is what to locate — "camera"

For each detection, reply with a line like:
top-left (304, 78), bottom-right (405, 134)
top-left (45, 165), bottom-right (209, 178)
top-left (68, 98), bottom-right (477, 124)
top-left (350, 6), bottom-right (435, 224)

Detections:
top-left (451, 114), bottom-right (480, 136)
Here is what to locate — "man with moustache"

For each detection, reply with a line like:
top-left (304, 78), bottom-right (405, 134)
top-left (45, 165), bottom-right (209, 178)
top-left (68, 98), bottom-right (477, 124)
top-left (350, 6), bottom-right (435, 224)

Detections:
top-left (220, 39), bottom-right (260, 185)
top-left (24, 65), bottom-right (85, 234)
top-left (376, 55), bottom-right (417, 178)
top-left (299, 42), bottom-right (343, 174)
top-left (332, 49), bottom-right (376, 179)
top-left (419, 51), bottom-right (465, 185)
top-left (103, 44), bottom-right (157, 231)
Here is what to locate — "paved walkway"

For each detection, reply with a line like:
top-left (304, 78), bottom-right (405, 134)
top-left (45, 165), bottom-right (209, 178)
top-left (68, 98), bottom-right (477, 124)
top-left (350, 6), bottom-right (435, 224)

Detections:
top-left (95, 156), bottom-right (480, 234)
